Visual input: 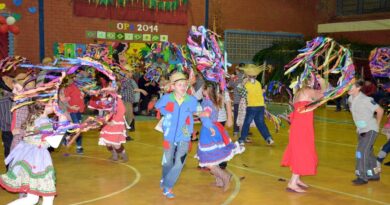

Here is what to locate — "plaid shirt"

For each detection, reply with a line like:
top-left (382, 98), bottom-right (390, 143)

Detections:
top-left (13, 103), bottom-right (29, 130)
top-left (0, 92), bottom-right (13, 131)
top-left (120, 78), bottom-right (137, 103)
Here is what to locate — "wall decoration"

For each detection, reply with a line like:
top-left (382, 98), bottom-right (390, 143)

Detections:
top-left (28, 7), bottom-right (37, 14)
top-left (13, 0), bottom-right (22, 7)
top-left (87, 0), bottom-right (188, 11)
top-left (73, 0), bottom-right (188, 25)
top-left (86, 30), bottom-right (168, 42)
top-left (0, 3), bottom-right (6, 10)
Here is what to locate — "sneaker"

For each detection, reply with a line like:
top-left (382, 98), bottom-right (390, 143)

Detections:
top-left (76, 147), bottom-right (84, 155)
top-left (244, 138), bottom-right (252, 143)
top-left (266, 138), bottom-right (274, 145)
top-left (126, 136), bottom-right (134, 141)
top-left (162, 188), bottom-right (175, 199)
top-left (352, 178), bottom-right (368, 185)
top-left (239, 141), bottom-right (245, 146)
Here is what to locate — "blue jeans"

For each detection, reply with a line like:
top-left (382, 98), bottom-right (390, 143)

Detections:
top-left (161, 141), bottom-right (189, 189)
top-left (233, 104), bottom-right (240, 133)
top-left (70, 112), bottom-right (83, 147)
top-left (239, 106), bottom-right (272, 143)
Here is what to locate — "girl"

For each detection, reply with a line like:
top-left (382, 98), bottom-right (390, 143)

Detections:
top-left (98, 92), bottom-right (128, 162)
top-left (281, 76), bottom-right (327, 193)
top-left (196, 83), bottom-right (245, 192)
top-left (0, 102), bottom-right (60, 205)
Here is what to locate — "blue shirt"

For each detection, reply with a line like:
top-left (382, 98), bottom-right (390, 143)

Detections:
top-left (155, 93), bottom-right (198, 142)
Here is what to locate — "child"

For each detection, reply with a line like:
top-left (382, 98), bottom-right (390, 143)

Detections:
top-left (196, 83), bottom-right (244, 192)
top-left (155, 72), bottom-right (198, 199)
top-left (348, 80), bottom-right (384, 185)
top-left (99, 93), bottom-right (128, 162)
top-left (147, 95), bottom-right (158, 116)
top-left (0, 102), bottom-right (63, 205)
top-left (238, 64), bottom-right (274, 146)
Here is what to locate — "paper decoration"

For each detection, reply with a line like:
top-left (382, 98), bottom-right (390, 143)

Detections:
top-left (0, 3), bottom-right (6, 10)
top-left (64, 44), bottom-right (76, 58)
top-left (76, 44), bottom-right (87, 57)
top-left (28, 7), bottom-right (37, 13)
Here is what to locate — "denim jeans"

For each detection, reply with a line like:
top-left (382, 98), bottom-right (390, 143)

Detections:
top-left (233, 104), bottom-right (240, 133)
top-left (161, 141), bottom-right (189, 189)
top-left (2, 131), bottom-right (13, 170)
top-left (70, 112), bottom-right (83, 147)
top-left (239, 106), bottom-right (272, 143)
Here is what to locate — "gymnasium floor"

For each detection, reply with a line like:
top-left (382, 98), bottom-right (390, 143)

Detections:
top-left (0, 106), bottom-right (389, 205)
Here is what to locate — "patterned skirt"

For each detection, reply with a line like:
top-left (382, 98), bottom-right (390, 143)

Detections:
top-left (196, 122), bottom-right (245, 167)
top-left (0, 141), bottom-right (56, 196)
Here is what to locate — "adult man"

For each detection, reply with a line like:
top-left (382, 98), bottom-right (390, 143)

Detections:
top-left (348, 80), bottom-right (384, 185)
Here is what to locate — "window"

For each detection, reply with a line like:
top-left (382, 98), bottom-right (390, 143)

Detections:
top-left (336, 0), bottom-right (390, 16)
top-left (224, 30), bottom-right (303, 64)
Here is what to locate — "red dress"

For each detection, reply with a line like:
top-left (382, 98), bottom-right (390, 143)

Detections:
top-left (281, 101), bottom-right (318, 175)
top-left (99, 98), bottom-right (126, 145)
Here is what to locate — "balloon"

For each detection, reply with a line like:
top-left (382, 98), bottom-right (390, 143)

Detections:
top-left (0, 16), bottom-right (6, 24)
top-left (12, 13), bottom-right (21, 21)
top-left (0, 3), bottom-right (6, 10)
top-left (13, 0), bottom-right (22, 7)
top-left (0, 24), bottom-right (8, 33)
top-left (28, 7), bottom-right (37, 13)
top-left (8, 25), bottom-right (20, 35)
top-left (6, 16), bottom-right (16, 25)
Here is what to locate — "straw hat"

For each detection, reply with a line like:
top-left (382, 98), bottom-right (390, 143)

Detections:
top-left (124, 64), bottom-right (135, 72)
top-left (241, 64), bottom-right (272, 76)
top-left (170, 72), bottom-right (187, 83)
top-left (42, 57), bottom-right (53, 65)
top-left (241, 64), bottom-right (262, 76)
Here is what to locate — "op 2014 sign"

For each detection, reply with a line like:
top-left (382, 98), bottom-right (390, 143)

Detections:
top-left (86, 31), bottom-right (168, 42)
top-left (116, 23), bottom-right (159, 33)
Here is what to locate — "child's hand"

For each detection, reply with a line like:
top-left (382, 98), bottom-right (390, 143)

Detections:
top-left (210, 128), bottom-right (216, 136)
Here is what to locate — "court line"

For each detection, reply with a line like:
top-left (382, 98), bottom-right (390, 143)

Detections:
top-left (133, 141), bottom-right (241, 205)
top-left (228, 163), bottom-right (390, 205)
top-left (135, 141), bottom-right (390, 205)
top-left (221, 171), bottom-right (241, 205)
top-left (67, 155), bottom-right (141, 205)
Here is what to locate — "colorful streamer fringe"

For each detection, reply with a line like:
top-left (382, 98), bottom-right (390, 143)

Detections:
top-left (369, 47), bottom-right (390, 78)
top-left (187, 25), bottom-right (227, 90)
top-left (1, 56), bottom-right (122, 141)
top-left (284, 37), bottom-right (355, 112)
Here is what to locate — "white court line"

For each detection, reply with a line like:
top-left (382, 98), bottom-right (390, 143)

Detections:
top-left (228, 163), bottom-right (390, 205)
top-left (221, 171), bottom-right (241, 205)
top-left (133, 141), bottom-right (241, 205)
top-left (68, 155), bottom-right (141, 205)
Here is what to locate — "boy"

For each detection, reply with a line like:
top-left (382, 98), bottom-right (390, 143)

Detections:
top-left (155, 72), bottom-right (198, 199)
top-left (348, 80), bottom-right (384, 185)
top-left (238, 64), bottom-right (274, 146)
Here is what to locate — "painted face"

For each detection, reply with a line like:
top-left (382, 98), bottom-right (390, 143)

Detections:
top-left (173, 80), bottom-right (188, 96)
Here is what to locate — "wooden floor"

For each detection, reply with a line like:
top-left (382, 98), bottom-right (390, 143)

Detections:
top-left (1, 107), bottom-right (389, 205)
